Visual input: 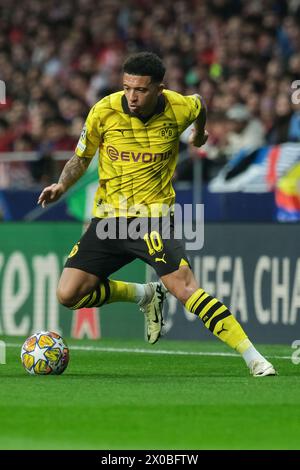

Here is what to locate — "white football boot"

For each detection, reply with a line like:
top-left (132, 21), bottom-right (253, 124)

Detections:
top-left (249, 359), bottom-right (277, 377)
top-left (139, 282), bottom-right (167, 344)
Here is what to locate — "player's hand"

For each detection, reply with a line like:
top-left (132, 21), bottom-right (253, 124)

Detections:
top-left (37, 183), bottom-right (65, 208)
top-left (188, 129), bottom-right (209, 147)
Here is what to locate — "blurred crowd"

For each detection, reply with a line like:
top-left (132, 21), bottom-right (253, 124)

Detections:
top-left (0, 0), bottom-right (300, 187)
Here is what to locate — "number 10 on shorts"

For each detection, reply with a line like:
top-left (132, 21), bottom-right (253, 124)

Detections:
top-left (143, 231), bottom-right (164, 255)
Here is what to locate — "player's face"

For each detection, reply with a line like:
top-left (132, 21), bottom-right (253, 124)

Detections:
top-left (123, 73), bottom-right (163, 116)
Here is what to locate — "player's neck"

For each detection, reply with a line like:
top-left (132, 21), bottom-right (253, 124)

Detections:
top-left (122, 94), bottom-right (165, 123)
top-left (138, 99), bottom-right (159, 118)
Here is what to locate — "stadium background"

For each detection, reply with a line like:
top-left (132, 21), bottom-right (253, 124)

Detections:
top-left (0, 0), bottom-right (300, 452)
top-left (0, 0), bottom-right (299, 342)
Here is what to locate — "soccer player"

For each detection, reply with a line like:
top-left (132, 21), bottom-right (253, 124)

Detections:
top-left (38, 52), bottom-right (276, 377)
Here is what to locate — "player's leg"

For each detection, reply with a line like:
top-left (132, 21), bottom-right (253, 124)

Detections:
top-left (161, 265), bottom-right (276, 377)
top-left (57, 219), bottom-right (159, 313)
top-left (57, 267), bottom-right (99, 307)
top-left (57, 267), bottom-right (157, 310)
top-left (121, 217), bottom-right (174, 344)
top-left (134, 214), bottom-right (276, 375)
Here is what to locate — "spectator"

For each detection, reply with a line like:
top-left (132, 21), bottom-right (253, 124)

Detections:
top-left (267, 93), bottom-right (294, 144)
top-left (0, 0), bottom-right (300, 186)
top-left (0, 118), bottom-right (14, 151)
top-left (224, 104), bottom-right (265, 159)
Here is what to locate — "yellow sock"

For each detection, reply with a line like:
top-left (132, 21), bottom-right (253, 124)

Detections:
top-left (107, 280), bottom-right (136, 304)
top-left (70, 279), bottom-right (138, 310)
top-left (185, 288), bottom-right (248, 350)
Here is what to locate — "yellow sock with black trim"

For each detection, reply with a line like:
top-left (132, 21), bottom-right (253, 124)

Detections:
top-left (70, 279), bottom-right (138, 310)
top-left (185, 288), bottom-right (248, 350)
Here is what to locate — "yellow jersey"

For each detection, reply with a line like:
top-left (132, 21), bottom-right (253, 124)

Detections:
top-left (75, 89), bottom-right (201, 218)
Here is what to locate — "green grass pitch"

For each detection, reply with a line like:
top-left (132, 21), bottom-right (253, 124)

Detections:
top-left (0, 337), bottom-right (299, 450)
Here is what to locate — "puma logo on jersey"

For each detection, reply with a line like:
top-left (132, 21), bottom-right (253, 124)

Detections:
top-left (155, 254), bottom-right (167, 264)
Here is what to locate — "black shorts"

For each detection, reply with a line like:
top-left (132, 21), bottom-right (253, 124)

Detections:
top-left (65, 217), bottom-right (190, 279)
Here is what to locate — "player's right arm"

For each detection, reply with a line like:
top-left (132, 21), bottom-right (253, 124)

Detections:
top-left (188, 95), bottom-right (208, 147)
top-left (37, 155), bottom-right (91, 208)
top-left (38, 103), bottom-right (102, 208)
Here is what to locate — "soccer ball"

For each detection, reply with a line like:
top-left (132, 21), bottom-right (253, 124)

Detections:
top-left (21, 331), bottom-right (69, 375)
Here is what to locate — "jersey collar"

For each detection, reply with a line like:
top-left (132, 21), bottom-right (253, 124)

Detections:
top-left (121, 94), bottom-right (165, 123)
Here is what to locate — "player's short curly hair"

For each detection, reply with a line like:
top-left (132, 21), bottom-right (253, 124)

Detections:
top-left (123, 52), bottom-right (165, 83)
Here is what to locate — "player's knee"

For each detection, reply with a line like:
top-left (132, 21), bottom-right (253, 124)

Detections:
top-left (173, 285), bottom-right (198, 304)
top-left (56, 287), bottom-right (79, 308)
top-left (165, 276), bottom-right (198, 304)
top-left (162, 266), bottom-right (199, 303)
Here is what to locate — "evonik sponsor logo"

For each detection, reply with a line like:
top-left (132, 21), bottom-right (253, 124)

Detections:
top-left (106, 145), bottom-right (172, 163)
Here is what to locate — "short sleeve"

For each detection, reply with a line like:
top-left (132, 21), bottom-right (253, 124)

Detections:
top-left (75, 105), bottom-right (102, 158)
top-left (184, 95), bottom-right (202, 125)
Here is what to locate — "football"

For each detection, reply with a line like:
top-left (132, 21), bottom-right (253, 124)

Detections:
top-left (21, 331), bottom-right (69, 375)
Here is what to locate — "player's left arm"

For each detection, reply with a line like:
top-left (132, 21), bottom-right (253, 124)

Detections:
top-left (188, 95), bottom-right (209, 147)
